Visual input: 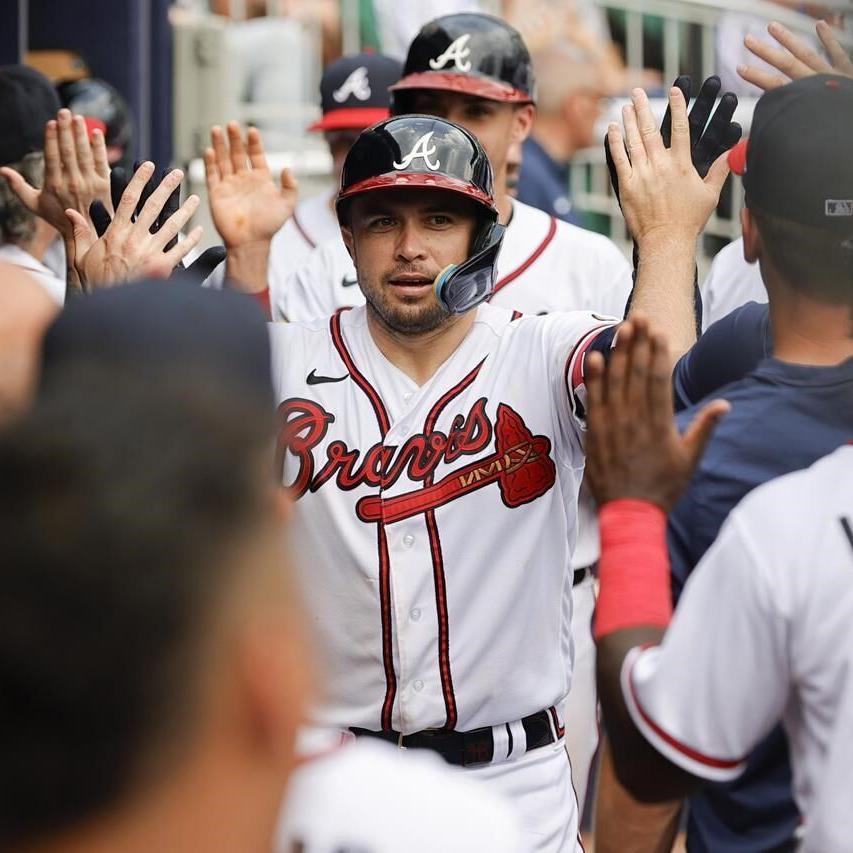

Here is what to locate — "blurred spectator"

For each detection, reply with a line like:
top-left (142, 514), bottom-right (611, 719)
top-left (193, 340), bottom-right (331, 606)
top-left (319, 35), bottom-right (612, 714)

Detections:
top-left (361, 0), bottom-right (483, 60)
top-left (517, 43), bottom-right (610, 226)
top-left (0, 66), bottom-right (66, 304)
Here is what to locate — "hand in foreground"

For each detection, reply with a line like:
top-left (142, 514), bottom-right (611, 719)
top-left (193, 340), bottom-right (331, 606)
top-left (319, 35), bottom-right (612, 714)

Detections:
top-left (205, 122), bottom-right (298, 250)
top-left (584, 317), bottom-right (729, 512)
top-left (91, 162), bottom-right (226, 282)
top-left (66, 162), bottom-right (203, 290)
top-left (606, 87), bottom-right (730, 247)
top-left (0, 108), bottom-right (112, 239)
top-left (739, 20), bottom-right (853, 91)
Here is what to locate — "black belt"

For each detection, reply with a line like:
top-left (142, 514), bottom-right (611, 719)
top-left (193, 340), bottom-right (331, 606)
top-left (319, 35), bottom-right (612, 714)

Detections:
top-left (573, 561), bottom-right (597, 586)
top-left (350, 707), bottom-right (559, 768)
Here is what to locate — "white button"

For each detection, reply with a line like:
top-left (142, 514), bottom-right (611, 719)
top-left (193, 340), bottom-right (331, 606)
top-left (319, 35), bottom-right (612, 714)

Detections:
top-left (402, 533), bottom-right (415, 548)
top-left (403, 391), bottom-right (414, 403)
top-left (410, 608), bottom-right (421, 622)
top-left (413, 680), bottom-right (424, 692)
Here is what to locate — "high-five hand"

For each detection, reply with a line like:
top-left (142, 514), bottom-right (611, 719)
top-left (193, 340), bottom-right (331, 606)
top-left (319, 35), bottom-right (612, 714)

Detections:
top-left (205, 122), bottom-right (298, 250)
top-left (607, 87), bottom-right (730, 249)
top-left (65, 162), bottom-right (203, 290)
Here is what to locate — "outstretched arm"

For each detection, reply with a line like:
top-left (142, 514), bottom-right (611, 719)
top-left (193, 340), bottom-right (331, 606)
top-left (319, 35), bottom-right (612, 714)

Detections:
top-left (204, 122), bottom-right (298, 310)
top-left (607, 89), bottom-right (730, 362)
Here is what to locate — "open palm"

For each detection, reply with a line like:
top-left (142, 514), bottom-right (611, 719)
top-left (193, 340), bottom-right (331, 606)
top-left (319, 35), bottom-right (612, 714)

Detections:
top-left (205, 122), bottom-right (298, 249)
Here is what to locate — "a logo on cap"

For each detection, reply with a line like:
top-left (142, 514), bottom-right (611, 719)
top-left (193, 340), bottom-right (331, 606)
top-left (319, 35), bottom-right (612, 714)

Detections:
top-left (333, 66), bottom-right (371, 103)
top-left (826, 200), bottom-right (853, 217)
top-left (429, 34), bottom-right (473, 72)
top-left (392, 131), bottom-right (441, 171)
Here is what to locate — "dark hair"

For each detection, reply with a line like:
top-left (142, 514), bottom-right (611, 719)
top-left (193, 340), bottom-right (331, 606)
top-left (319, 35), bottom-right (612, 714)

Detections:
top-left (751, 204), bottom-right (853, 308)
top-left (0, 365), bottom-right (275, 847)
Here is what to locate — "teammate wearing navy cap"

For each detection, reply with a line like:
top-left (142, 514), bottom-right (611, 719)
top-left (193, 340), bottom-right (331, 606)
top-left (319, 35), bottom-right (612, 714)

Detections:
top-left (268, 52), bottom-right (402, 282)
top-left (595, 74), bottom-right (853, 852)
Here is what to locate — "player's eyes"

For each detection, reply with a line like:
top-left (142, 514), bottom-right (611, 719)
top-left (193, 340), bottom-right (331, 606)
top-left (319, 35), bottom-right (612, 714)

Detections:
top-left (427, 214), bottom-right (453, 226)
top-left (368, 216), bottom-right (396, 229)
top-left (464, 104), bottom-right (492, 119)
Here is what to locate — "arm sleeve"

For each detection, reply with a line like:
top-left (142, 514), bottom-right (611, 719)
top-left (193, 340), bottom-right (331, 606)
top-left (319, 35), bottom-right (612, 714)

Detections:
top-left (672, 301), bottom-right (773, 411)
top-left (622, 511), bottom-right (790, 783)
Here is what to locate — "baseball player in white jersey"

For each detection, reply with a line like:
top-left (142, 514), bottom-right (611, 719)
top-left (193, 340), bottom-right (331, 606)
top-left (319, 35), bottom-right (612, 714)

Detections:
top-left (273, 16), bottom-right (633, 808)
top-left (203, 55), bottom-right (731, 845)
top-left (700, 236), bottom-right (766, 330)
top-left (583, 318), bottom-right (853, 853)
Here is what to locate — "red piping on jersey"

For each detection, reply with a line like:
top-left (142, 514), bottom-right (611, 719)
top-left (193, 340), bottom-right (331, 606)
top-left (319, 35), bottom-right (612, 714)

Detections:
top-left (330, 310), bottom-right (396, 729)
top-left (563, 323), bottom-right (616, 399)
top-left (510, 309), bottom-right (523, 321)
top-left (490, 216), bottom-right (557, 299)
top-left (291, 211), bottom-right (317, 250)
top-left (421, 360), bottom-right (485, 730)
top-left (627, 654), bottom-right (746, 770)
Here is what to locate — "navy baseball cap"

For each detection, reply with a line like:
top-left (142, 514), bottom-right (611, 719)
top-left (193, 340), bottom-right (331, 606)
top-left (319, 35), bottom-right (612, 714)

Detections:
top-left (40, 281), bottom-right (273, 404)
top-left (0, 65), bottom-right (61, 165)
top-left (728, 74), bottom-right (853, 236)
top-left (309, 52), bottom-right (402, 133)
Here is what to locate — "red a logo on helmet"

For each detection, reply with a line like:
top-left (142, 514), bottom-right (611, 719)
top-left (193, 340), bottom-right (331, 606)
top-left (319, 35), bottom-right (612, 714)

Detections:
top-left (429, 34), bottom-right (473, 72)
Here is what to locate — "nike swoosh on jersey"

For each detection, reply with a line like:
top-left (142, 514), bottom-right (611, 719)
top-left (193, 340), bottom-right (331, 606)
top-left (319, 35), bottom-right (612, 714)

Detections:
top-left (341, 275), bottom-right (358, 287)
top-left (307, 369), bottom-right (349, 385)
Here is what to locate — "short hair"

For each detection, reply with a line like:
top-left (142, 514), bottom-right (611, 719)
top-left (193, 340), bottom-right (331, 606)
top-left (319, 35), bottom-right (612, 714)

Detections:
top-left (751, 204), bottom-right (853, 310)
top-left (0, 152), bottom-right (43, 244)
top-left (0, 365), bottom-right (276, 847)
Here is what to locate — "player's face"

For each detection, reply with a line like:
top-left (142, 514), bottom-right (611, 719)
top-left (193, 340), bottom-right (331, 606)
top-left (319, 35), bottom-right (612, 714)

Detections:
top-left (405, 90), bottom-right (533, 185)
top-left (342, 188), bottom-right (478, 335)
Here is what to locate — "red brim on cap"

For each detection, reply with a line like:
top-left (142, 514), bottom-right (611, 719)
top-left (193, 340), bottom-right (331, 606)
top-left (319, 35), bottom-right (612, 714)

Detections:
top-left (337, 172), bottom-right (497, 214)
top-left (728, 137), bottom-right (748, 176)
top-left (390, 71), bottom-right (532, 104)
top-left (308, 107), bottom-right (390, 133)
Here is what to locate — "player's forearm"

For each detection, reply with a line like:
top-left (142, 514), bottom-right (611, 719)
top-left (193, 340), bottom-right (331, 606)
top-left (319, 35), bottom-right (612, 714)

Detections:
top-left (628, 236), bottom-right (698, 363)
top-left (593, 739), bottom-right (682, 853)
top-left (225, 241), bottom-right (270, 295)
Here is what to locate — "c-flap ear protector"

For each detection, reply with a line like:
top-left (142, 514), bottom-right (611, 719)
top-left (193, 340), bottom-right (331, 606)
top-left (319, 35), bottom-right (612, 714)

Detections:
top-left (434, 222), bottom-right (505, 314)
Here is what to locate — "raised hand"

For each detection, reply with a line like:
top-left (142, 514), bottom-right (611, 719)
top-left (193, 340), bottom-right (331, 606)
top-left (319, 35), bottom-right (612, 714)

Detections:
top-left (205, 122), bottom-right (298, 250)
top-left (607, 87), bottom-right (730, 247)
top-left (0, 108), bottom-right (112, 239)
top-left (739, 20), bottom-right (853, 92)
top-left (65, 162), bottom-right (203, 290)
top-left (584, 317), bottom-right (729, 511)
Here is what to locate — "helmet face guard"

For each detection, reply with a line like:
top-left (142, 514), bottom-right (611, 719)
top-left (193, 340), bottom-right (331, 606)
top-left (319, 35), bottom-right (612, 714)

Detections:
top-left (434, 221), bottom-right (505, 314)
top-left (337, 115), bottom-right (503, 311)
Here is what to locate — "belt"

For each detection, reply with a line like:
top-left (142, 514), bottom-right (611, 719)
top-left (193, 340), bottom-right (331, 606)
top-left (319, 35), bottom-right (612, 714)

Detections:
top-left (573, 561), bottom-right (597, 586)
top-left (350, 707), bottom-right (561, 768)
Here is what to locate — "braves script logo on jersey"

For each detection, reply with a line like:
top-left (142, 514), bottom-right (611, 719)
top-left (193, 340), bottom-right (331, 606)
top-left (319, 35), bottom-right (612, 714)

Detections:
top-left (277, 398), bottom-right (556, 520)
top-left (428, 34), bottom-right (473, 72)
top-left (332, 66), bottom-right (371, 103)
top-left (392, 131), bottom-right (441, 171)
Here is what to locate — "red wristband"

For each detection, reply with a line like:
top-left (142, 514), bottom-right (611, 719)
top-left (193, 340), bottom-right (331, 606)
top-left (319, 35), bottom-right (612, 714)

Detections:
top-left (250, 288), bottom-right (272, 321)
top-left (593, 499), bottom-right (672, 640)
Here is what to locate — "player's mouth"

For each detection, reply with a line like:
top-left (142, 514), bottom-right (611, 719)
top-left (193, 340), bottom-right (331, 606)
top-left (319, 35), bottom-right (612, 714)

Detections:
top-left (387, 273), bottom-right (436, 294)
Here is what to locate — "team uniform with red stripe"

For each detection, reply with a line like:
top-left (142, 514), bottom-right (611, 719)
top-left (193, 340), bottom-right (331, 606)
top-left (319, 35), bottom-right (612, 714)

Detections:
top-left (273, 198), bottom-right (632, 322)
top-left (622, 444), bottom-right (853, 853)
top-left (270, 302), bottom-right (619, 852)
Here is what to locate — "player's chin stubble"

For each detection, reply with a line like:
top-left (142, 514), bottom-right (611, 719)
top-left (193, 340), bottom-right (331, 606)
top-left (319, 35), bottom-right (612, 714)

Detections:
top-left (363, 281), bottom-right (451, 336)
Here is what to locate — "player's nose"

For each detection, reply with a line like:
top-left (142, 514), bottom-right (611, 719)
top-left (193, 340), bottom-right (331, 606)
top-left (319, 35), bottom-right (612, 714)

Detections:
top-left (394, 220), bottom-right (429, 262)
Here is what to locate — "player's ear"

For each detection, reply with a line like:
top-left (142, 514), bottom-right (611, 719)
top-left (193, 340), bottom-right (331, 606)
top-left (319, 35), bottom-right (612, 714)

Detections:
top-left (741, 207), bottom-right (761, 264)
top-left (511, 103), bottom-right (535, 144)
top-left (340, 224), bottom-right (356, 261)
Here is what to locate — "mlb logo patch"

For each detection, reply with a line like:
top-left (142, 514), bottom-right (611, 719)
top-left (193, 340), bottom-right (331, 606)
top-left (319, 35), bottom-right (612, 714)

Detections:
top-left (825, 199), bottom-right (853, 217)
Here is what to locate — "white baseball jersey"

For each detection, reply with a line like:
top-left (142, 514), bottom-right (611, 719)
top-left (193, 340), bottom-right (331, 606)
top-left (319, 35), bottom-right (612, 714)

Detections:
top-left (273, 198), bottom-right (632, 324)
top-left (275, 739), bottom-right (525, 852)
top-left (270, 303), bottom-right (617, 735)
top-left (700, 237), bottom-right (766, 330)
top-left (622, 444), bottom-right (853, 853)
